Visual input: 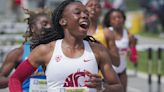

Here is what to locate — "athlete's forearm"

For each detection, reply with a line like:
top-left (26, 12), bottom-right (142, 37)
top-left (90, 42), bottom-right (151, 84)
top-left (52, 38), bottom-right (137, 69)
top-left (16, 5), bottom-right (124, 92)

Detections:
top-left (108, 49), bottom-right (120, 67)
top-left (0, 77), bottom-right (9, 88)
top-left (9, 59), bottom-right (37, 92)
top-left (104, 83), bottom-right (124, 92)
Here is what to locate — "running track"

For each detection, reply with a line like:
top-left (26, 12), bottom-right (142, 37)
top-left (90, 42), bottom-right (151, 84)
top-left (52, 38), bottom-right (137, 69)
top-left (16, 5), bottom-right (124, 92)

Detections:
top-left (0, 70), bottom-right (163, 92)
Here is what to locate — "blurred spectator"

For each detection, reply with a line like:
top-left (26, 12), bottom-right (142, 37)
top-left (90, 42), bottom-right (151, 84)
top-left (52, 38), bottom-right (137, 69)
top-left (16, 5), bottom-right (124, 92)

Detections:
top-left (37, 0), bottom-right (47, 8)
top-left (11, 0), bottom-right (22, 22)
top-left (138, 0), bottom-right (159, 33)
top-left (113, 0), bottom-right (127, 11)
top-left (138, 0), bottom-right (150, 10)
top-left (100, 0), bottom-right (127, 11)
top-left (103, 0), bottom-right (112, 9)
top-left (139, 0), bottom-right (164, 33)
top-left (157, 4), bottom-right (164, 32)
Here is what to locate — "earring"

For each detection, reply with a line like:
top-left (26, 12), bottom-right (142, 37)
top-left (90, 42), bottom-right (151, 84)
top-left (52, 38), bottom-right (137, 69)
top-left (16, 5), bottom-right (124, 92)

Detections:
top-left (63, 22), bottom-right (66, 25)
top-left (63, 20), bottom-right (67, 25)
top-left (60, 19), bottom-right (67, 26)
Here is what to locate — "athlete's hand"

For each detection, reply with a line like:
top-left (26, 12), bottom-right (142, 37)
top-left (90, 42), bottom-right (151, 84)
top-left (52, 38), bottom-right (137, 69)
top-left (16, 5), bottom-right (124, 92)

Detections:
top-left (84, 73), bottom-right (102, 90)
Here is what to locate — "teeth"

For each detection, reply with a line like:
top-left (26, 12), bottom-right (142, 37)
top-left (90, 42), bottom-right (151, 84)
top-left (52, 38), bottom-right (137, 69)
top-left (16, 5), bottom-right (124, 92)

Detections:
top-left (79, 20), bottom-right (90, 29)
top-left (81, 22), bottom-right (88, 25)
top-left (79, 21), bottom-right (89, 29)
top-left (91, 10), bottom-right (95, 14)
top-left (80, 21), bottom-right (88, 26)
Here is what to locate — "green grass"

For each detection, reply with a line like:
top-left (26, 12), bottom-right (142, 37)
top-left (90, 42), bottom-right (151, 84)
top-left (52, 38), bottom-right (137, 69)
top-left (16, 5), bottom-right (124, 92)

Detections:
top-left (125, 0), bottom-right (141, 11)
top-left (139, 30), bottom-right (164, 40)
top-left (127, 50), bottom-right (164, 75)
top-left (139, 31), bottom-right (159, 37)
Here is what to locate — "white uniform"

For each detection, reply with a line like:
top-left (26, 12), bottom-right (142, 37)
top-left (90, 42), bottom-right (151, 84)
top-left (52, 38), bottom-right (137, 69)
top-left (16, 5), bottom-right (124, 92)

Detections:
top-left (110, 28), bottom-right (129, 74)
top-left (46, 39), bottom-right (98, 92)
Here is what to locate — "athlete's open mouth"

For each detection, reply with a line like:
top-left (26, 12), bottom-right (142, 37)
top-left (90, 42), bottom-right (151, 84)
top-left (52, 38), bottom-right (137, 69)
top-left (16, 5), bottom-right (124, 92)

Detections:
top-left (90, 10), bottom-right (95, 15)
top-left (79, 21), bottom-right (89, 29)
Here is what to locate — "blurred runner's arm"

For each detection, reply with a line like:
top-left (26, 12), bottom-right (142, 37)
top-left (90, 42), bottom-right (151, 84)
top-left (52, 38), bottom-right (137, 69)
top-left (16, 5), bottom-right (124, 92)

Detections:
top-left (91, 43), bottom-right (123, 92)
top-left (9, 59), bottom-right (37, 92)
top-left (0, 48), bottom-right (22, 88)
top-left (9, 44), bottom-right (49, 92)
top-left (104, 28), bottom-right (120, 66)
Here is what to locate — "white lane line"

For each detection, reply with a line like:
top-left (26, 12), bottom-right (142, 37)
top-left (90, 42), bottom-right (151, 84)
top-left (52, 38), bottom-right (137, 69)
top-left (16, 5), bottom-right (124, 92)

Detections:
top-left (128, 86), bottom-right (142, 92)
top-left (127, 70), bottom-right (164, 83)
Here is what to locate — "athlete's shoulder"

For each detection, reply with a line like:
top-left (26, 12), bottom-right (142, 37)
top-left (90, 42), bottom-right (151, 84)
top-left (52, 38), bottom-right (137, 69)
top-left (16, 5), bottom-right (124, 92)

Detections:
top-left (89, 42), bottom-right (108, 54)
top-left (28, 41), bottom-right (56, 63)
top-left (9, 46), bottom-right (23, 56)
top-left (89, 41), bottom-right (109, 63)
top-left (104, 27), bottom-right (115, 40)
top-left (33, 41), bottom-right (56, 54)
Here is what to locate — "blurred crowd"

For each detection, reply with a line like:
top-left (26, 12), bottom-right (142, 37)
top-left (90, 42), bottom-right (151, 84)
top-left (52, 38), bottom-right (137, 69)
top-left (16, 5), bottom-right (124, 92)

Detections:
top-left (2, 0), bottom-right (162, 34)
top-left (138, 0), bottom-right (164, 33)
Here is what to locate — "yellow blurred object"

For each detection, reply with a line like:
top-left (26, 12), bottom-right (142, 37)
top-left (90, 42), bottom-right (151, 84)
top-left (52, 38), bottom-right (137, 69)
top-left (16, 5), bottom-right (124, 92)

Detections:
top-left (98, 70), bottom-right (103, 78)
top-left (126, 11), bottom-right (144, 34)
top-left (92, 25), bottom-right (108, 47)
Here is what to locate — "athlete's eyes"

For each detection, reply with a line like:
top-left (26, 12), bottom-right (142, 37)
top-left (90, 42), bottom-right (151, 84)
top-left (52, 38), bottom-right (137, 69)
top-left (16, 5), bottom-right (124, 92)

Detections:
top-left (42, 21), bottom-right (48, 27)
top-left (73, 9), bottom-right (81, 14)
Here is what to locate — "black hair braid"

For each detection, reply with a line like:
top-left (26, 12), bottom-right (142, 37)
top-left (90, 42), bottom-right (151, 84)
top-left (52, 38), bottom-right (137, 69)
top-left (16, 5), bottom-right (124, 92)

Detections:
top-left (103, 11), bottom-right (111, 27)
top-left (103, 8), bottom-right (126, 28)
top-left (30, 28), bottom-right (62, 49)
top-left (39, 28), bottom-right (62, 43)
top-left (52, 0), bottom-right (76, 38)
top-left (22, 30), bottom-right (31, 44)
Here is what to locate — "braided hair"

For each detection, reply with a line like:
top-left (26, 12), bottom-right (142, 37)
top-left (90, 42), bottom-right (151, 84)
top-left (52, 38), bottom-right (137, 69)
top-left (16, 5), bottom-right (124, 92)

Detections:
top-left (103, 8), bottom-right (126, 28)
top-left (24, 8), bottom-right (52, 36)
top-left (22, 8), bottom-right (52, 49)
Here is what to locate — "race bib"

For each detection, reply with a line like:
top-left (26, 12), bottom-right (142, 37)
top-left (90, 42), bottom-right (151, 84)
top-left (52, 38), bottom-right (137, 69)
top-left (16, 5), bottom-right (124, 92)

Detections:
top-left (29, 78), bottom-right (47, 92)
top-left (59, 87), bottom-right (89, 92)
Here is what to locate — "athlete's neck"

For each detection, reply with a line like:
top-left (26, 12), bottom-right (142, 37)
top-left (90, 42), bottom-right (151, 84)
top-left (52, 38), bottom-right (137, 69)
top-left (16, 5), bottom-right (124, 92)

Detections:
top-left (114, 27), bottom-right (123, 34)
top-left (88, 22), bottom-right (98, 35)
top-left (62, 39), bottom-right (84, 49)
